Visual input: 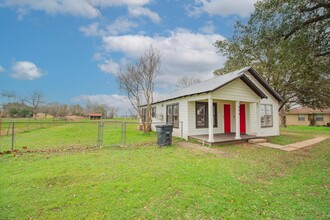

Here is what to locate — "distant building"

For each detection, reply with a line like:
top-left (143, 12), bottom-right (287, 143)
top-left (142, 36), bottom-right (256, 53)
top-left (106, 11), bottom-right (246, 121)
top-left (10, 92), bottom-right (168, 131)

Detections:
top-left (86, 113), bottom-right (102, 120)
top-left (286, 107), bottom-right (330, 126)
top-left (65, 115), bottom-right (85, 121)
top-left (34, 113), bottom-right (54, 119)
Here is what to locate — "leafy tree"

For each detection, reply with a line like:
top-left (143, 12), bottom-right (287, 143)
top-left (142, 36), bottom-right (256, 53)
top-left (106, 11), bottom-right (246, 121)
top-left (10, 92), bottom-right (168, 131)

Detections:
top-left (214, 0), bottom-right (330, 126)
top-left (3, 102), bottom-right (32, 118)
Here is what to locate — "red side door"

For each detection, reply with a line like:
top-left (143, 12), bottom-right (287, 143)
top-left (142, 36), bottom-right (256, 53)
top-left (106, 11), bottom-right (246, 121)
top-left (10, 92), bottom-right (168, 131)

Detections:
top-left (240, 104), bottom-right (246, 133)
top-left (224, 104), bottom-right (231, 133)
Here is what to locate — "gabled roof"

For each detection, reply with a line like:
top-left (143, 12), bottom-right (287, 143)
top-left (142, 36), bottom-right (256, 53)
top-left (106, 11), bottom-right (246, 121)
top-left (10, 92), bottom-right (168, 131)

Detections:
top-left (152, 66), bottom-right (282, 104)
top-left (287, 107), bottom-right (330, 114)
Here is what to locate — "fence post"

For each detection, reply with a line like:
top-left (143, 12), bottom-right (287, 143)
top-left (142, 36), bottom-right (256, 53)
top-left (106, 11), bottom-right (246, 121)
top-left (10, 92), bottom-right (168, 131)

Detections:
top-left (11, 122), bottom-right (15, 151)
top-left (97, 121), bottom-right (103, 147)
top-left (122, 122), bottom-right (126, 145)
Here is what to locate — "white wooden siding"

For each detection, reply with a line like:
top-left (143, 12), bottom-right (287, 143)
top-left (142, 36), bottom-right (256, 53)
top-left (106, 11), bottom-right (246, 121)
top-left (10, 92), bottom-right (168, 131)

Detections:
top-left (244, 72), bottom-right (280, 136)
top-left (150, 70), bottom-right (280, 139)
top-left (249, 103), bottom-right (257, 135)
top-left (150, 98), bottom-right (189, 139)
top-left (212, 78), bottom-right (260, 102)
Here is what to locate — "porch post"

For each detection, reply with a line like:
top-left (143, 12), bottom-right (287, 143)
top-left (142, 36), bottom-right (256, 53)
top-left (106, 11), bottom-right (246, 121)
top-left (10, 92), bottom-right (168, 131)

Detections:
top-left (256, 101), bottom-right (260, 136)
top-left (235, 100), bottom-right (241, 139)
top-left (208, 97), bottom-right (214, 143)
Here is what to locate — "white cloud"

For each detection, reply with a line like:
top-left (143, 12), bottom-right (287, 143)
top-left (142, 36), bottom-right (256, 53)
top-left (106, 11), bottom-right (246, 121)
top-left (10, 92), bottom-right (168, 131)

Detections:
top-left (10, 61), bottom-right (43, 80)
top-left (189, 0), bottom-right (256, 18)
top-left (128, 6), bottom-right (161, 23)
top-left (1, 0), bottom-right (153, 18)
top-left (98, 59), bottom-right (120, 75)
top-left (0, 65), bottom-right (5, 72)
top-left (72, 94), bottom-right (132, 115)
top-left (79, 22), bottom-right (104, 37)
top-left (100, 29), bottom-right (226, 88)
top-left (199, 20), bottom-right (215, 34)
top-left (93, 52), bottom-right (104, 61)
top-left (107, 17), bottom-right (138, 35)
top-left (80, 18), bottom-right (138, 37)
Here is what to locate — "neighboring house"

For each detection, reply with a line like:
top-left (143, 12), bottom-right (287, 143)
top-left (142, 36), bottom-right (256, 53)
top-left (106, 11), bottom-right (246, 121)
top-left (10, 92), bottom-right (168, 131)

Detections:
top-left (34, 113), bottom-right (54, 119)
top-left (65, 115), bottom-right (85, 121)
top-left (86, 113), bottom-right (102, 120)
top-left (286, 107), bottom-right (330, 126)
top-left (141, 66), bottom-right (283, 144)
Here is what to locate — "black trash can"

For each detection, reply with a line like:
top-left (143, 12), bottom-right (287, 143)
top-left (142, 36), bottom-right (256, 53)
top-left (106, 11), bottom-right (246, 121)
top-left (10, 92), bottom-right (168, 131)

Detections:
top-left (155, 124), bottom-right (173, 146)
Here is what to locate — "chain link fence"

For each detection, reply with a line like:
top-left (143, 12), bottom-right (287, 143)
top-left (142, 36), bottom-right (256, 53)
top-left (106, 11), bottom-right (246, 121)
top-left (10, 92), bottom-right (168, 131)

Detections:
top-left (0, 120), bottom-right (160, 152)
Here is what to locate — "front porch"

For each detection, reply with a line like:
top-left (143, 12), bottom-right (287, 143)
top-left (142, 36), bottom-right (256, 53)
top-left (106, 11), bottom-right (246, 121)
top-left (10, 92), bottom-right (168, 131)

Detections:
top-left (189, 133), bottom-right (257, 145)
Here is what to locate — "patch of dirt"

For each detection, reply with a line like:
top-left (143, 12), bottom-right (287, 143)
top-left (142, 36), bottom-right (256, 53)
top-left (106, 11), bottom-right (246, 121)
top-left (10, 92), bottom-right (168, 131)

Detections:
top-left (177, 141), bottom-right (234, 157)
top-left (0, 146), bottom-right (98, 156)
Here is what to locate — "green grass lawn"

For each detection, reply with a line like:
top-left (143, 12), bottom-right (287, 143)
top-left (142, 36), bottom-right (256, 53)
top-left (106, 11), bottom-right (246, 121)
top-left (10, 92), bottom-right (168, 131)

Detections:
top-left (267, 125), bottom-right (330, 145)
top-left (0, 121), bottom-right (156, 152)
top-left (267, 134), bottom-right (313, 145)
top-left (281, 125), bottom-right (330, 136)
top-left (1, 134), bottom-right (329, 219)
top-left (0, 125), bottom-right (329, 218)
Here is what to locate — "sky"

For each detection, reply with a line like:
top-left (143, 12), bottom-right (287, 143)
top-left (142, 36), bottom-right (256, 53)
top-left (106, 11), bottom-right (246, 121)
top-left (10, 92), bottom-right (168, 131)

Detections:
top-left (0, 0), bottom-right (256, 115)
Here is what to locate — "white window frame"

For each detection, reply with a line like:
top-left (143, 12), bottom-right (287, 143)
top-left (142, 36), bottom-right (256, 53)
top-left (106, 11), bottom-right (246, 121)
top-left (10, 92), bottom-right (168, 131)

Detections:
top-left (260, 104), bottom-right (273, 127)
top-left (166, 103), bottom-right (179, 128)
top-left (315, 114), bottom-right (324, 121)
top-left (298, 114), bottom-right (305, 121)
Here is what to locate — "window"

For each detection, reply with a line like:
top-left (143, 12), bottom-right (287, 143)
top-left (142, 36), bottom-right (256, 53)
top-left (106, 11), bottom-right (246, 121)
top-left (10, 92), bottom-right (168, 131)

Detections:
top-left (298, 114), bottom-right (305, 121)
top-left (196, 102), bottom-right (217, 128)
top-left (196, 102), bottom-right (207, 128)
top-left (260, 104), bottom-right (273, 127)
top-left (166, 103), bottom-right (179, 128)
top-left (315, 115), bottom-right (324, 121)
top-left (141, 108), bottom-right (146, 122)
top-left (152, 107), bottom-right (156, 118)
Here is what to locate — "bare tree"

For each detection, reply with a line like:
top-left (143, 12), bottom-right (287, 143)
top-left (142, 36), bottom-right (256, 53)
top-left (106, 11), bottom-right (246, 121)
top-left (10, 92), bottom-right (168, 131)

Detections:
top-left (47, 102), bottom-right (61, 118)
top-left (85, 0), bottom-right (101, 16)
top-left (128, 108), bottom-right (137, 119)
top-left (58, 104), bottom-right (70, 119)
top-left (176, 76), bottom-right (201, 89)
top-left (1, 91), bottom-right (17, 102)
top-left (24, 91), bottom-right (43, 119)
top-left (84, 101), bottom-right (106, 116)
top-left (70, 104), bottom-right (84, 116)
top-left (117, 46), bottom-right (161, 132)
top-left (107, 106), bottom-right (118, 119)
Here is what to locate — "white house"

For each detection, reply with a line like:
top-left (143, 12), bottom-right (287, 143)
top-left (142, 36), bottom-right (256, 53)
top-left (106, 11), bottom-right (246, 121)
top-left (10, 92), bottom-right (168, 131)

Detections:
top-left (142, 67), bottom-right (283, 144)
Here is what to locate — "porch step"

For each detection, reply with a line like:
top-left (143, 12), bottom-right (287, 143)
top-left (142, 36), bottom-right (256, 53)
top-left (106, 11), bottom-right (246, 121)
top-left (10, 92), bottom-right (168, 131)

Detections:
top-left (248, 138), bottom-right (267, 144)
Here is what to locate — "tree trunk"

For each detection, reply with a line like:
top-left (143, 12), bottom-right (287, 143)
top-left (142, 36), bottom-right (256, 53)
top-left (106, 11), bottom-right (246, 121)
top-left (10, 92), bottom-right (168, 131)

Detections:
top-left (0, 111), bottom-right (2, 136)
top-left (143, 104), bottom-right (152, 132)
top-left (308, 114), bottom-right (316, 126)
top-left (280, 108), bottom-right (287, 127)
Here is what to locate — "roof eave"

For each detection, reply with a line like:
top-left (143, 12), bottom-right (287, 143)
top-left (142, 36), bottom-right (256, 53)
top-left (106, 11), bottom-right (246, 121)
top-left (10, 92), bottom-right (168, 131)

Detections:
top-left (247, 68), bottom-right (283, 102)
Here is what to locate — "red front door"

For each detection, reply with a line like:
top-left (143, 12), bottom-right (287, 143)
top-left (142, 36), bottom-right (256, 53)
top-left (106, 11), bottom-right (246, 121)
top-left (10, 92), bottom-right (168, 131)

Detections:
top-left (240, 104), bottom-right (246, 133)
top-left (224, 104), bottom-right (231, 133)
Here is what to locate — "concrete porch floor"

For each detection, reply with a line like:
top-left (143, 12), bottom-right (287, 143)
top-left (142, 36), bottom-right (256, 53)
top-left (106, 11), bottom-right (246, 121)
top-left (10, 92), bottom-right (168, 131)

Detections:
top-left (189, 133), bottom-right (257, 145)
